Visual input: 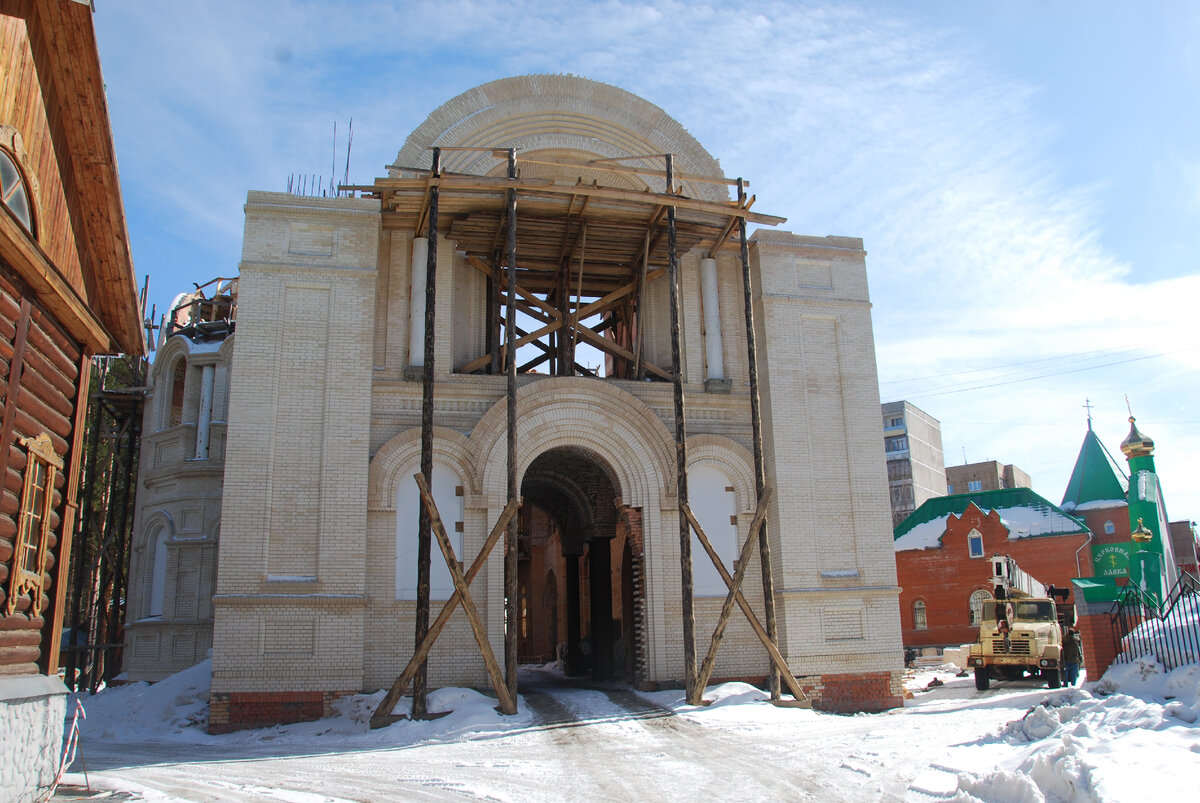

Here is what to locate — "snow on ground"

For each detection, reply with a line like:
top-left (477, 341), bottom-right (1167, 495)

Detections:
top-left (60, 655), bottom-right (1197, 802)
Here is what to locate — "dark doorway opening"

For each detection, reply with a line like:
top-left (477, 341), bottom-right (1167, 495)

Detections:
top-left (516, 446), bottom-right (642, 683)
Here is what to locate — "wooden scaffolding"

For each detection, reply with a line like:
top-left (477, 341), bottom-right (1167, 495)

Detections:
top-left (356, 149), bottom-right (810, 726)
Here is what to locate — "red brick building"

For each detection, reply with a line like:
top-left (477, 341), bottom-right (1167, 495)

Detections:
top-left (894, 488), bottom-right (1091, 650)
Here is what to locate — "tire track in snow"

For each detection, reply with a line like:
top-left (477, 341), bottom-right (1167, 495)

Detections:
top-left (521, 681), bottom-right (828, 801)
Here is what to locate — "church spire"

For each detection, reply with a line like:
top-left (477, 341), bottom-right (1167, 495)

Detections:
top-left (1061, 413), bottom-right (1127, 512)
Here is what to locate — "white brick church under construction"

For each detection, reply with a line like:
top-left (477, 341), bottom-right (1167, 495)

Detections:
top-left (123, 75), bottom-right (905, 731)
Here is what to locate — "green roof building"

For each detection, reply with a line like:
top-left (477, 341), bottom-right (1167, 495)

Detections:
top-left (1060, 421), bottom-right (1128, 513)
top-left (894, 487), bottom-right (1090, 552)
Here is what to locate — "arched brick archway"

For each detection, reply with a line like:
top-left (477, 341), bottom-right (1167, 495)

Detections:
top-left (472, 378), bottom-right (671, 685)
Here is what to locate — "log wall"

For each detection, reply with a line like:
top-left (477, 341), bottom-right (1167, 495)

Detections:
top-left (0, 260), bottom-right (82, 676)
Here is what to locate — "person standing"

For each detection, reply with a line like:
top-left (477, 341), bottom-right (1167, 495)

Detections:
top-left (1062, 626), bottom-right (1083, 685)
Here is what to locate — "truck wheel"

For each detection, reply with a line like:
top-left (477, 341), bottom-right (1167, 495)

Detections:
top-left (1047, 668), bottom-right (1061, 689)
top-left (974, 667), bottom-right (990, 691)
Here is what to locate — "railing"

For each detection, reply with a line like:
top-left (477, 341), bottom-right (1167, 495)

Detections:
top-left (165, 276), bottom-right (238, 339)
top-left (1110, 571), bottom-right (1200, 670)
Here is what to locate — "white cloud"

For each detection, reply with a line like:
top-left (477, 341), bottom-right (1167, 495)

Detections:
top-left (92, 0), bottom-right (1199, 518)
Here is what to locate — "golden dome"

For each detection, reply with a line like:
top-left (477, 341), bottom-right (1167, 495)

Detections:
top-left (1120, 416), bottom-right (1154, 459)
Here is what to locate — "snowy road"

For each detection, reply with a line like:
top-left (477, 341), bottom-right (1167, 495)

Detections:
top-left (67, 665), bottom-right (1081, 802)
top-left (63, 657), bottom-right (1200, 802)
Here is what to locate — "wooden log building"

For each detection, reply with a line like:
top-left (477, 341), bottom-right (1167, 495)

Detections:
top-left (0, 1), bottom-right (143, 797)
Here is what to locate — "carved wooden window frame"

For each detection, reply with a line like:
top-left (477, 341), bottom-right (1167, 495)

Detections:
top-left (6, 433), bottom-right (62, 616)
top-left (0, 132), bottom-right (38, 238)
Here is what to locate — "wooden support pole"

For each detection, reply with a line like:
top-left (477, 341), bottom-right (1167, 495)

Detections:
top-left (666, 154), bottom-right (697, 702)
top-left (370, 495), bottom-right (522, 726)
top-left (634, 228), bottom-right (649, 380)
top-left (488, 259), bottom-right (500, 375)
top-left (504, 148), bottom-right (520, 707)
top-left (694, 487), bottom-right (774, 694)
top-left (569, 222), bottom-right (586, 366)
top-left (738, 178), bottom-right (781, 700)
top-left (557, 259), bottom-right (569, 375)
top-left (683, 504), bottom-right (810, 706)
top-left (413, 147), bottom-right (441, 719)
top-left (419, 474), bottom-right (518, 714)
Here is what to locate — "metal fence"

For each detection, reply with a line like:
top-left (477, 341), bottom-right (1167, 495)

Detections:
top-left (1110, 571), bottom-right (1200, 670)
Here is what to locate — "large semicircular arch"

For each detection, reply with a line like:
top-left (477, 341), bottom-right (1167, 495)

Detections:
top-left (471, 377), bottom-right (675, 510)
top-left (391, 74), bottom-right (728, 202)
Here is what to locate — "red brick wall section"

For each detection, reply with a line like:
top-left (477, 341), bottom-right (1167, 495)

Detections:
top-left (1079, 507), bottom-right (1130, 547)
top-left (1075, 611), bottom-right (1134, 681)
top-left (208, 691), bottom-right (353, 734)
top-left (798, 671), bottom-right (904, 714)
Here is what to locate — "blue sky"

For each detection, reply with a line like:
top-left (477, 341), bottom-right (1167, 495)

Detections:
top-left (92, 0), bottom-right (1199, 522)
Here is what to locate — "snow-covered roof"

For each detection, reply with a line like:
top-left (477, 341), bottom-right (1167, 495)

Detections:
top-left (894, 488), bottom-right (1090, 552)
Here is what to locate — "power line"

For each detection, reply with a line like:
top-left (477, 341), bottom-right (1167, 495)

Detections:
top-left (898, 346), bottom-right (1200, 400)
top-left (879, 342), bottom-right (1155, 386)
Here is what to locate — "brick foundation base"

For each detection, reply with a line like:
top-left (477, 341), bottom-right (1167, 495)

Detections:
top-left (799, 670), bottom-right (905, 713)
top-left (208, 691), bottom-right (353, 734)
top-left (1076, 612), bottom-right (1133, 682)
top-left (638, 670), bottom-right (904, 714)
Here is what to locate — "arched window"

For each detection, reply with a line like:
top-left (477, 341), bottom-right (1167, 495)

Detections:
top-left (0, 148), bottom-right (35, 236)
top-left (168, 358), bottom-right (186, 428)
top-left (969, 590), bottom-right (991, 625)
top-left (396, 462), bottom-right (464, 601)
top-left (1104, 520), bottom-right (1115, 535)
top-left (687, 464), bottom-right (738, 596)
top-left (913, 600), bottom-right (927, 630)
top-left (148, 525), bottom-right (169, 617)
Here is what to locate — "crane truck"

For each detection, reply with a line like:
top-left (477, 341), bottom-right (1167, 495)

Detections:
top-left (967, 555), bottom-right (1071, 691)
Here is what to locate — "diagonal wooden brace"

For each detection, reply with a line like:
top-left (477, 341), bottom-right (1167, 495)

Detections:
top-left (415, 473), bottom-right (517, 714)
top-left (683, 495), bottom-right (810, 707)
top-left (370, 487), bottom-right (521, 727)
top-left (694, 486), bottom-right (773, 696)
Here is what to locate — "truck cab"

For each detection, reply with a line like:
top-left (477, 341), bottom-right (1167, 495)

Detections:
top-left (967, 556), bottom-right (1066, 690)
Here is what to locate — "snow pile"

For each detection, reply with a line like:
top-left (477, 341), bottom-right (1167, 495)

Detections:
top-left (75, 659), bottom-right (535, 749)
top-left (75, 658), bottom-right (211, 741)
top-left (947, 658), bottom-right (1200, 801)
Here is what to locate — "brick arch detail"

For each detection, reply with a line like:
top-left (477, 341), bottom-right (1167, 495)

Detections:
top-left (686, 434), bottom-right (757, 514)
top-left (367, 425), bottom-right (480, 511)
top-left (152, 336), bottom-right (192, 429)
top-left (470, 378), bottom-right (674, 510)
top-left (391, 74), bottom-right (728, 202)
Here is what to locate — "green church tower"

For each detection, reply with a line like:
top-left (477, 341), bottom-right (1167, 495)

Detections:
top-left (1120, 414), bottom-right (1178, 606)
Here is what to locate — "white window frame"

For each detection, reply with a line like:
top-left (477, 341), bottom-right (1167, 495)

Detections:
top-left (967, 528), bottom-right (985, 558)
